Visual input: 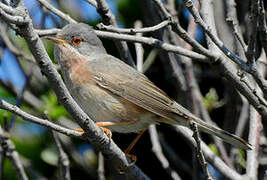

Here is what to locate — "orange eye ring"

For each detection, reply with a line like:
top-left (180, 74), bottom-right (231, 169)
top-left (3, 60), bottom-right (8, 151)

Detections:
top-left (72, 37), bottom-right (82, 46)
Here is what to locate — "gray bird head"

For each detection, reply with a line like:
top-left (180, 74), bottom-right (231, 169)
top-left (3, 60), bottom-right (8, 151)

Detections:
top-left (46, 23), bottom-right (107, 59)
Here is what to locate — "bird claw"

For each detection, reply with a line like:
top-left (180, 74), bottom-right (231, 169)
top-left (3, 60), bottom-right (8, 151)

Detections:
top-left (126, 153), bottom-right (137, 166)
top-left (117, 153), bottom-right (137, 174)
top-left (100, 127), bottom-right (112, 139)
top-left (75, 127), bottom-right (112, 139)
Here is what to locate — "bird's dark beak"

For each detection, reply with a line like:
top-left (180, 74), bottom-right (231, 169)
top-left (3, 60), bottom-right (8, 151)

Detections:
top-left (45, 36), bottom-right (68, 45)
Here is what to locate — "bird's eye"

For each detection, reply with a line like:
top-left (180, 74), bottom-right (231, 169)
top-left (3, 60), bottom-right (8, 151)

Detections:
top-left (72, 37), bottom-right (82, 46)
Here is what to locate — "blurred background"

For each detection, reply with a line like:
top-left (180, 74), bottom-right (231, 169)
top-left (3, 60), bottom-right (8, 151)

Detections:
top-left (0, 0), bottom-right (264, 179)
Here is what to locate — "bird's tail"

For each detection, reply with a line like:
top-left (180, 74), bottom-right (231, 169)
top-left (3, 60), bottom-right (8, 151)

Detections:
top-left (188, 117), bottom-right (252, 150)
top-left (158, 102), bottom-right (252, 150)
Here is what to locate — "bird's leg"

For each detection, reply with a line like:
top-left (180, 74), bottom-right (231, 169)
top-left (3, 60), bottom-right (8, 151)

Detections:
top-left (124, 129), bottom-right (146, 165)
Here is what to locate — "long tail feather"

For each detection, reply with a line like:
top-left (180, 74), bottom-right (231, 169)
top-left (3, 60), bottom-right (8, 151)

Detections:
top-left (192, 117), bottom-right (252, 150)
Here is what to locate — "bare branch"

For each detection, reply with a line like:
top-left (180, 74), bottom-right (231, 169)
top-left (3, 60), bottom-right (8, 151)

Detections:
top-left (0, 2), bottom-right (15, 14)
top-left (174, 126), bottom-right (243, 180)
top-left (259, 0), bottom-right (267, 55)
top-left (134, 21), bottom-right (144, 73)
top-left (189, 123), bottom-right (214, 180)
top-left (97, 20), bottom-right (171, 34)
top-left (152, 0), bottom-right (216, 59)
top-left (246, 106), bottom-right (262, 179)
top-left (37, 0), bottom-right (76, 23)
top-left (0, 6), bottom-right (27, 25)
top-left (96, 0), bottom-right (135, 67)
top-left (0, 99), bottom-right (83, 138)
top-left (0, 23), bottom-right (36, 65)
top-left (36, 28), bottom-right (61, 37)
top-left (0, 126), bottom-right (28, 180)
top-left (84, 0), bottom-right (97, 7)
top-left (97, 152), bottom-right (105, 180)
top-left (149, 125), bottom-right (182, 180)
top-left (184, 0), bottom-right (267, 96)
top-left (225, 0), bottom-right (247, 52)
top-left (52, 131), bottom-right (71, 180)
top-left (96, 30), bottom-right (208, 62)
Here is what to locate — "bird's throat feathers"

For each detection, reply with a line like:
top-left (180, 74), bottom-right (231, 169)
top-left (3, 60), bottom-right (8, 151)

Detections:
top-left (55, 43), bottom-right (88, 73)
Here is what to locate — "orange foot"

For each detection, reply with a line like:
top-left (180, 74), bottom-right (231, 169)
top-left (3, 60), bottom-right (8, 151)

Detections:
top-left (75, 128), bottom-right (112, 138)
top-left (125, 153), bottom-right (137, 166)
top-left (100, 127), bottom-right (112, 139)
top-left (117, 153), bottom-right (137, 174)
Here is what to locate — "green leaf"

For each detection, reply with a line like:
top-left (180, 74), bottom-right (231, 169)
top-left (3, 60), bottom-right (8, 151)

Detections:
top-left (208, 144), bottom-right (219, 156)
top-left (237, 149), bottom-right (246, 168)
top-left (203, 88), bottom-right (224, 112)
top-left (40, 91), bottom-right (68, 120)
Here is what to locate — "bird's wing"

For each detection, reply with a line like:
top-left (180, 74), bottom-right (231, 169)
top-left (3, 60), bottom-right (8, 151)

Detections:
top-left (88, 55), bottom-right (193, 124)
top-left (87, 55), bottom-right (252, 150)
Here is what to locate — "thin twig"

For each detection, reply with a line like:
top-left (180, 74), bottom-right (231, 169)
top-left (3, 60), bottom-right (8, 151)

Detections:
top-left (143, 49), bottom-right (158, 73)
top-left (95, 0), bottom-right (135, 67)
top-left (183, 0), bottom-right (247, 68)
top-left (225, 0), bottom-right (247, 52)
top-left (0, 23), bottom-right (36, 65)
top-left (52, 131), bottom-right (71, 180)
top-left (37, 0), bottom-right (76, 23)
top-left (246, 0), bottom-right (260, 65)
top-left (0, 99), bottom-right (83, 138)
top-left (134, 21), bottom-right (144, 73)
top-left (0, 126), bottom-right (28, 180)
top-left (183, 0), bottom-right (267, 96)
top-left (0, 146), bottom-right (5, 180)
top-left (149, 125), bottom-right (182, 180)
top-left (174, 126), bottom-right (243, 180)
top-left (189, 122), bottom-right (214, 180)
top-left (6, 71), bottom-right (33, 131)
top-left (84, 0), bottom-right (97, 7)
top-left (152, 0), bottom-right (217, 59)
top-left (246, 105), bottom-right (262, 180)
top-left (97, 20), bottom-right (171, 34)
top-left (97, 152), bottom-right (105, 180)
top-left (96, 30), bottom-right (208, 62)
top-left (258, 0), bottom-right (267, 55)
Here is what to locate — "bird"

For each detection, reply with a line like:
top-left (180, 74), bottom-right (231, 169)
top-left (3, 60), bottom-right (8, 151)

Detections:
top-left (46, 23), bottom-right (252, 158)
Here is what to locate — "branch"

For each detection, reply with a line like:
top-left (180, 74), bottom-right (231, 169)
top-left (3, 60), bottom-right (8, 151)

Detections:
top-left (149, 125), bottom-right (182, 180)
top-left (174, 126), bottom-right (243, 180)
top-left (96, 0), bottom-right (135, 66)
top-left (0, 23), bottom-right (36, 66)
top-left (0, 7), bottom-right (27, 25)
top-left (246, 106), bottom-right (262, 179)
top-left (97, 152), bottom-right (105, 180)
top-left (84, 0), bottom-right (97, 7)
top-left (225, 0), bottom-right (247, 52)
top-left (259, 0), bottom-right (267, 55)
top-left (96, 20), bottom-right (171, 34)
top-left (152, 0), bottom-right (216, 59)
top-left (95, 30), bottom-right (208, 62)
top-left (183, 0), bottom-right (267, 96)
top-left (0, 126), bottom-right (28, 180)
top-left (134, 20), bottom-right (144, 73)
top-left (52, 131), bottom-right (71, 180)
top-left (37, 0), bottom-right (76, 23)
top-left (0, 99), bottom-right (83, 138)
top-left (189, 122), bottom-right (214, 180)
